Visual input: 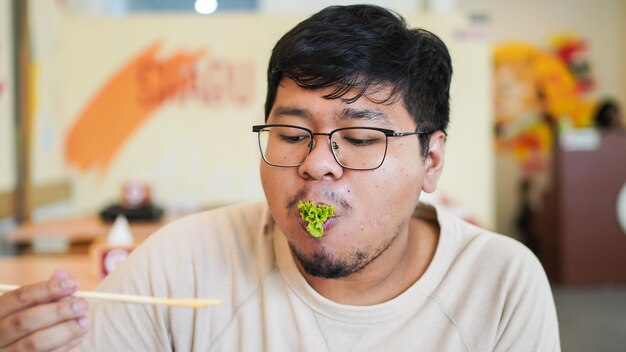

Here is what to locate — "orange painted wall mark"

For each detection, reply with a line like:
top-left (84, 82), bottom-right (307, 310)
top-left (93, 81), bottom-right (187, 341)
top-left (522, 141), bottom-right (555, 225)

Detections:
top-left (64, 41), bottom-right (204, 171)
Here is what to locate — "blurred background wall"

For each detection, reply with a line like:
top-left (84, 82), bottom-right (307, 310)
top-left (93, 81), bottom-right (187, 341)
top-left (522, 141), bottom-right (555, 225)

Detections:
top-left (4, 0), bottom-right (496, 227)
top-left (1, 2), bottom-right (626, 350)
top-left (1, 0), bottom-right (625, 239)
top-left (457, 0), bottom-right (626, 239)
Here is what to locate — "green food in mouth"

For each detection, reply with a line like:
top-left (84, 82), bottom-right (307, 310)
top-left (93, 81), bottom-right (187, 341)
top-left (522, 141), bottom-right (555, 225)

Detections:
top-left (298, 201), bottom-right (335, 238)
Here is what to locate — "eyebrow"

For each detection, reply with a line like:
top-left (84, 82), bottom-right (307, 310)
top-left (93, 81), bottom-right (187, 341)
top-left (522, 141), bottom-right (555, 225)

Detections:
top-left (271, 106), bottom-right (312, 119)
top-left (339, 107), bottom-right (391, 124)
top-left (270, 106), bottom-right (391, 125)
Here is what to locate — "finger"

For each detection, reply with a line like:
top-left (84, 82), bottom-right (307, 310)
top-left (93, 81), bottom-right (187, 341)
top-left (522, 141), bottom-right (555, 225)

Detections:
top-left (0, 270), bottom-right (79, 318)
top-left (3, 316), bottom-right (89, 352)
top-left (0, 298), bottom-right (89, 347)
top-left (48, 332), bottom-right (89, 352)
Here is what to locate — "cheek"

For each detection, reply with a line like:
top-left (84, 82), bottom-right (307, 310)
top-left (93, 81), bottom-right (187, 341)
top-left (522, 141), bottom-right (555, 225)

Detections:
top-left (358, 146), bottom-right (422, 215)
top-left (387, 143), bottom-right (423, 185)
top-left (260, 166), bottom-right (282, 206)
top-left (368, 164), bottom-right (421, 203)
top-left (260, 166), bottom-right (300, 217)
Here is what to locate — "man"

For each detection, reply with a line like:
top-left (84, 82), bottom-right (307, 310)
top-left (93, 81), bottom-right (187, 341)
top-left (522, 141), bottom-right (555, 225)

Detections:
top-left (0, 5), bottom-right (560, 351)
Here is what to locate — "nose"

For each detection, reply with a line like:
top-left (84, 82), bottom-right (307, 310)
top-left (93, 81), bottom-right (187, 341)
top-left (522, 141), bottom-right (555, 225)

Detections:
top-left (298, 135), bottom-right (344, 180)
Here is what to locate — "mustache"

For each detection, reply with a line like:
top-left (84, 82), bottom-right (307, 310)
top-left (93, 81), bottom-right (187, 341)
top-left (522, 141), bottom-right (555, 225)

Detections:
top-left (286, 188), bottom-right (309, 211)
top-left (286, 187), bottom-right (352, 214)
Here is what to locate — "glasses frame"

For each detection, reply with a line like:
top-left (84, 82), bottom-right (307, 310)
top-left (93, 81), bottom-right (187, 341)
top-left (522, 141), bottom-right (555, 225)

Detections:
top-left (252, 124), bottom-right (433, 170)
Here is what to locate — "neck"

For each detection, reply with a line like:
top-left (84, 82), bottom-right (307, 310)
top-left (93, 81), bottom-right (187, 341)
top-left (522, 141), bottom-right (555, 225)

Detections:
top-left (296, 217), bottom-right (439, 305)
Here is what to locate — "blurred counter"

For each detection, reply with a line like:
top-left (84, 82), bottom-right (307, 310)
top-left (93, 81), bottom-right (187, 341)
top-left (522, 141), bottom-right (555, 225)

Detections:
top-left (6, 216), bottom-right (167, 253)
top-left (0, 255), bottom-right (99, 290)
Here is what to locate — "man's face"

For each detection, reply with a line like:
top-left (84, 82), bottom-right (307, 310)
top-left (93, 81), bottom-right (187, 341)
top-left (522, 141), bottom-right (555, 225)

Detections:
top-left (261, 79), bottom-right (433, 279)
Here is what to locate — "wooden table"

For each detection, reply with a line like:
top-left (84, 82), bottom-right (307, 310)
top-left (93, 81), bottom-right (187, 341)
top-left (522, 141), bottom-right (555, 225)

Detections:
top-left (0, 255), bottom-right (100, 290)
top-left (5, 217), bottom-right (167, 253)
top-left (7, 217), bottom-right (166, 244)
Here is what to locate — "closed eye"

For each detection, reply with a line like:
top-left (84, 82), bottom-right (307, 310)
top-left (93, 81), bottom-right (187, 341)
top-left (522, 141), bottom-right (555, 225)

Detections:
top-left (278, 133), bottom-right (309, 144)
top-left (344, 137), bottom-right (379, 146)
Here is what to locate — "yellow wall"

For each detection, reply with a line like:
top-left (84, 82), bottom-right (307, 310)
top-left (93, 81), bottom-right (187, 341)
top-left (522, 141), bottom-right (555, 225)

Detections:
top-left (28, 10), bottom-right (495, 226)
top-left (22, 1), bottom-right (626, 235)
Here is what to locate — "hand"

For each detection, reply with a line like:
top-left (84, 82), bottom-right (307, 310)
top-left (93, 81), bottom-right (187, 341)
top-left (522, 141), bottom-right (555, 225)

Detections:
top-left (0, 270), bottom-right (90, 351)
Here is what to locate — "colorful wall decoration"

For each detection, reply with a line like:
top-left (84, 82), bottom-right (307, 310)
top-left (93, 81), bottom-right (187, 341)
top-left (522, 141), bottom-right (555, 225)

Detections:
top-left (493, 37), bottom-right (596, 176)
top-left (64, 41), bottom-right (255, 172)
top-left (492, 35), bottom-right (599, 245)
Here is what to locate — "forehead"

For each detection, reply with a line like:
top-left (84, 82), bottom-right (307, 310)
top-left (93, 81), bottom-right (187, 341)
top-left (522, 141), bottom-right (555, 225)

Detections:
top-left (270, 79), bottom-right (413, 128)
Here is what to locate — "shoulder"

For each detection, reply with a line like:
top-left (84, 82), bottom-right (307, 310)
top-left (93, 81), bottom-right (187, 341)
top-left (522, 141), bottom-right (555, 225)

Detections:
top-left (100, 200), bottom-right (274, 294)
top-left (110, 200), bottom-right (271, 282)
top-left (158, 200), bottom-right (268, 234)
top-left (427, 203), bottom-right (551, 301)
top-left (86, 201), bottom-right (273, 350)
top-left (145, 200), bottom-right (269, 247)
top-left (434, 204), bottom-right (542, 275)
top-left (426, 205), bottom-right (560, 350)
top-left (434, 205), bottom-right (555, 318)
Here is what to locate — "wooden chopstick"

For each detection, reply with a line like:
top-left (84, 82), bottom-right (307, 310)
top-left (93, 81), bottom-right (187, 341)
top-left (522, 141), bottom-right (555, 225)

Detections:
top-left (0, 284), bottom-right (220, 308)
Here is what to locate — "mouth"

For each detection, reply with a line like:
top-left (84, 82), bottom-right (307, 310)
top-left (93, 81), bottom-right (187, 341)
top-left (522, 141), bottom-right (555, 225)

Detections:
top-left (298, 212), bottom-right (338, 237)
top-left (297, 200), bottom-right (337, 238)
top-left (287, 187), bottom-right (352, 238)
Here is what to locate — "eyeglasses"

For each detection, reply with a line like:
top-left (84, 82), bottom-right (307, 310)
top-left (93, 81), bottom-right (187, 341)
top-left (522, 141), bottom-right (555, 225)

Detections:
top-left (252, 124), bottom-right (432, 170)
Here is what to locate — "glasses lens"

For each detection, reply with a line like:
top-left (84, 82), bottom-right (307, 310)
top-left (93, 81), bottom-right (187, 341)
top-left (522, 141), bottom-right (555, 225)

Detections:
top-left (331, 128), bottom-right (387, 170)
top-left (258, 126), bottom-right (311, 167)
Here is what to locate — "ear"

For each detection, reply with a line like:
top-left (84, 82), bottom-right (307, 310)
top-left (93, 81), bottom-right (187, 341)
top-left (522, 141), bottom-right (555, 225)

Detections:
top-left (422, 131), bottom-right (446, 193)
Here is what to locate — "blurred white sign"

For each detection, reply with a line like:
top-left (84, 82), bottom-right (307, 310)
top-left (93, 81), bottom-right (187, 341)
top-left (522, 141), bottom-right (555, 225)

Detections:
top-left (618, 183), bottom-right (626, 235)
top-left (559, 128), bottom-right (601, 151)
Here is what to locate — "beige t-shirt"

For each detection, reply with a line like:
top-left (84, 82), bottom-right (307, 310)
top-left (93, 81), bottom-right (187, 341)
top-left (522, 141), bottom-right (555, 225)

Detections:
top-left (77, 201), bottom-right (560, 351)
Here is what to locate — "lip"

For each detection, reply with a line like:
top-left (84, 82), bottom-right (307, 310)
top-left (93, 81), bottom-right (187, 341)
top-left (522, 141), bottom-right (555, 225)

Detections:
top-left (298, 215), bottom-right (338, 237)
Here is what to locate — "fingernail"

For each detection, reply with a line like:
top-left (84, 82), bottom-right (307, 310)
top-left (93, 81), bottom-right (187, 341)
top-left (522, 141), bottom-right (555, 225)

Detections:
top-left (60, 278), bottom-right (79, 290)
top-left (51, 270), bottom-right (70, 281)
top-left (72, 299), bottom-right (88, 314)
top-left (78, 316), bottom-right (90, 329)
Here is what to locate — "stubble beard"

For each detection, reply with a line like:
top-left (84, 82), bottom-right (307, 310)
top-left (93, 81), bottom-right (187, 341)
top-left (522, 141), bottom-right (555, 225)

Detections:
top-left (288, 231), bottom-right (399, 279)
top-left (284, 186), bottom-right (402, 279)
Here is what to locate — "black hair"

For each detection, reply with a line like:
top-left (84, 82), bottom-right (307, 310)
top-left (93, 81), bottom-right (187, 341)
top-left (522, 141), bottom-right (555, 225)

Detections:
top-left (594, 99), bottom-right (621, 129)
top-left (264, 4), bottom-right (453, 158)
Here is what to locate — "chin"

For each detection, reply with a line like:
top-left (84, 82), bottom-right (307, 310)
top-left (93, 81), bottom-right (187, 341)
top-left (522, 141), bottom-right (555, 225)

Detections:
top-left (288, 242), bottom-right (369, 279)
